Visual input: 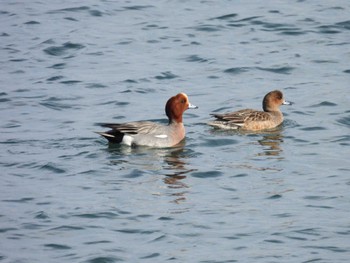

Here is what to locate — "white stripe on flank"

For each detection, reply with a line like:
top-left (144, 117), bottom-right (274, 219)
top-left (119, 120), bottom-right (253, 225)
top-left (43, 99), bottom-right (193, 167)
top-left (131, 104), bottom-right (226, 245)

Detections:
top-left (154, 134), bottom-right (168, 139)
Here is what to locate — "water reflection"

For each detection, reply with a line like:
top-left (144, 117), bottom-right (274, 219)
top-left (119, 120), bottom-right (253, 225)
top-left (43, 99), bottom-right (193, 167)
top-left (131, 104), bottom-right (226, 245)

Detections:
top-left (245, 129), bottom-right (285, 172)
top-left (257, 131), bottom-right (284, 157)
top-left (162, 143), bottom-right (196, 206)
top-left (106, 141), bottom-right (195, 207)
top-left (232, 128), bottom-right (285, 172)
top-left (209, 126), bottom-right (284, 157)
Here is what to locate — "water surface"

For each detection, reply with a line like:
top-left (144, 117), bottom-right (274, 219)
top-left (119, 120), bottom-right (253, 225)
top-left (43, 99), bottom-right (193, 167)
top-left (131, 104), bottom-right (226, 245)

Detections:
top-left (1, 1), bottom-right (349, 262)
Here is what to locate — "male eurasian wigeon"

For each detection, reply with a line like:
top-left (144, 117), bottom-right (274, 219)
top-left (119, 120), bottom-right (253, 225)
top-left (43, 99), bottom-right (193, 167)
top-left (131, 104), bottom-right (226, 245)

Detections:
top-left (96, 93), bottom-right (197, 147)
top-left (208, 90), bottom-right (292, 131)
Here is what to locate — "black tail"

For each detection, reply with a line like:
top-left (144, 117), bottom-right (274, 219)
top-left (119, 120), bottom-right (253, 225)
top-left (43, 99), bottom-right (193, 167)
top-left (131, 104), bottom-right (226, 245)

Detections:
top-left (95, 130), bottom-right (124, 143)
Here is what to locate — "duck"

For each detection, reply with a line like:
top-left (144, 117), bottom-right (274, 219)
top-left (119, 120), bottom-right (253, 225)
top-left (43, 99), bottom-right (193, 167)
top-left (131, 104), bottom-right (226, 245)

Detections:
top-left (208, 90), bottom-right (292, 131)
top-left (96, 93), bottom-right (197, 147)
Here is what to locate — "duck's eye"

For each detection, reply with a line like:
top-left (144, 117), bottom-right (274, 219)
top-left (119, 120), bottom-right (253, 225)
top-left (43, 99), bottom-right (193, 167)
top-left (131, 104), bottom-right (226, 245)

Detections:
top-left (181, 99), bottom-right (186, 104)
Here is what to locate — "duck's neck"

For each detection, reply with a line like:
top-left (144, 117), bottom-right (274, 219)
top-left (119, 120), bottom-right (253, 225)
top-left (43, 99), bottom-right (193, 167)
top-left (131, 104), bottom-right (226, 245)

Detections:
top-left (264, 106), bottom-right (281, 113)
top-left (168, 115), bottom-right (183, 125)
top-left (269, 110), bottom-right (283, 119)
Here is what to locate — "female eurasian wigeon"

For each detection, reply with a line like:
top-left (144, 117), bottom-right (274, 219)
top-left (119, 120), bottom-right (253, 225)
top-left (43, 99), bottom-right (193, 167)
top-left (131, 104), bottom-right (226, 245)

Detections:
top-left (96, 93), bottom-right (197, 147)
top-left (208, 90), bottom-right (292, 131)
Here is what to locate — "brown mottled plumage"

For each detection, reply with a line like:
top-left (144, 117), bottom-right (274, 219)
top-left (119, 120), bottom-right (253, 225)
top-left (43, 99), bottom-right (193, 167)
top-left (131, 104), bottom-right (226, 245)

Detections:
top-left (208, 90), bottom-right (292, 131)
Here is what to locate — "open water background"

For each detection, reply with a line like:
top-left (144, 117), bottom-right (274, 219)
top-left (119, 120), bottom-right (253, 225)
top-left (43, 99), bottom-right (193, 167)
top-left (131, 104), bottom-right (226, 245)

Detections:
top-left (1, 0), bottom-right (350, 262)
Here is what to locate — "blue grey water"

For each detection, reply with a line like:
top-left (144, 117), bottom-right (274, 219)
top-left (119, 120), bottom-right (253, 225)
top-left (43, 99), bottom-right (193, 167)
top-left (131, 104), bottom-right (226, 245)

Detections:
top-left (0, 0), bottom-right (349, 262)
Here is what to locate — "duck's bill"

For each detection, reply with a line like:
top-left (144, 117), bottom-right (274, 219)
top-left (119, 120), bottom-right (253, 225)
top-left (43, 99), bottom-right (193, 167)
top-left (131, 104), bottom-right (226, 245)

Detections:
top-left (188, 103), bottom-right (198, 109)
top-left (283, 100), bottom-right (293, 105)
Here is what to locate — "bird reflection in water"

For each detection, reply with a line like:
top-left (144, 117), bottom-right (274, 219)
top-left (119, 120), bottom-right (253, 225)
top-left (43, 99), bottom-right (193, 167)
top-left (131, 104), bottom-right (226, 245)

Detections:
top-left (107, 140), bottom-right (195, 208)
top-left (235, 128), bottom-right (285, 172)
top-left (162, 142), bottom-right (196, 206)
top-left (256, 130), bottom-right (284, 158)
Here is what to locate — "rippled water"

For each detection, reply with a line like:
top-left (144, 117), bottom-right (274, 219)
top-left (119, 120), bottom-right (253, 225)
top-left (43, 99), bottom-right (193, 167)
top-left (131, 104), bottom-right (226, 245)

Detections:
top-left (1, 1), bottom-right (350, 262)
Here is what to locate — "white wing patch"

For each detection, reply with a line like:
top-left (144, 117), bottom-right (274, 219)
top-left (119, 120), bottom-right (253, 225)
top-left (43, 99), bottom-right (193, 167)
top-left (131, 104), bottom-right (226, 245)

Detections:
top-left (154, 134), bottom-right (168, 139)
top-left (122, 135), bottom-right (134, 146)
